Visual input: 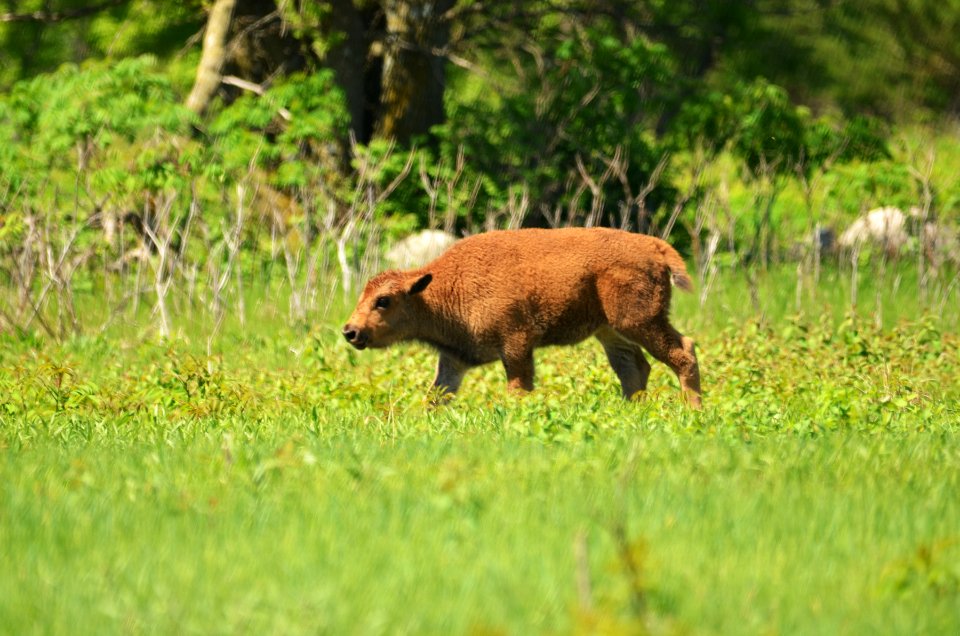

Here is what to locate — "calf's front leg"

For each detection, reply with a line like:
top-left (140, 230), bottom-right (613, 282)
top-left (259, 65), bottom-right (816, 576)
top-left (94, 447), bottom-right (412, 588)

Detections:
top-left (431, 353), bottom-right (469, 401)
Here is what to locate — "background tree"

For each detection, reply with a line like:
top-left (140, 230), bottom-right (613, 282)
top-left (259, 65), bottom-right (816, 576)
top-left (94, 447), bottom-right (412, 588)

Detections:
top-left (185, 0), bottom-right (236, 115)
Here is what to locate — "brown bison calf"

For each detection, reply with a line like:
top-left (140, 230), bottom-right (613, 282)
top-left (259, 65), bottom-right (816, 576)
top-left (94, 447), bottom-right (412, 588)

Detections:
top-left (343, 227), bottom-right (702, 407)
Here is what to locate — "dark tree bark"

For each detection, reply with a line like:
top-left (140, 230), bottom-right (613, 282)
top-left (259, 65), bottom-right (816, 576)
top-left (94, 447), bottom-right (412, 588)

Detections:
top-left (182, 0), bottom-right (457, 144)
top-left (223, 0), bottom-right (307, 85)
top-left (376, 0), bottom-right (454, 143)
top-left (318, 0), bottom-right (454, 144)
top-left (323, 0), bottom-right (380, 143)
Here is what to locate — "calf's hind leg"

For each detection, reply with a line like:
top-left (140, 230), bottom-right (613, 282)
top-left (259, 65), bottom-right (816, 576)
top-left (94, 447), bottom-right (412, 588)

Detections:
top-left (614, 317), bottom-right (702, 408)
top-left (595, 327), bottom-right (652, 399)
top-left (499, 339), bottom-right (535, 393)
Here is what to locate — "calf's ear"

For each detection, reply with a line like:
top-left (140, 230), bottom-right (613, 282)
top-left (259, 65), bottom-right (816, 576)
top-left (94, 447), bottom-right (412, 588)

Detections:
top-left (408, 273), bottom-right (432, 295)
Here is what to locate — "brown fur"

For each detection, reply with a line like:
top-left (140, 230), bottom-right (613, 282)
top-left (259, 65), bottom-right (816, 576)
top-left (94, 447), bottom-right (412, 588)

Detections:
top-left (343, 227), bottom-right (701, 407)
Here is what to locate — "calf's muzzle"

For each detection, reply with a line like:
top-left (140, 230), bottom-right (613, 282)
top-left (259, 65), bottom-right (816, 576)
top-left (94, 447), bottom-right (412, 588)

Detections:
top-left (342, 324), bottom-right (368, 349)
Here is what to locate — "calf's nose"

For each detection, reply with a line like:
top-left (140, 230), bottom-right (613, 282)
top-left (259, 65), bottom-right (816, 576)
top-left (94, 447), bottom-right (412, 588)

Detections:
top-left (342, 325), bottom-right (358, 343)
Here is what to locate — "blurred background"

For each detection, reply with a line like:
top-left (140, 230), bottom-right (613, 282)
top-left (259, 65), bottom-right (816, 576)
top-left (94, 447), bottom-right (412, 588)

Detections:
top-left (1, 0), bottom-right (958, 340)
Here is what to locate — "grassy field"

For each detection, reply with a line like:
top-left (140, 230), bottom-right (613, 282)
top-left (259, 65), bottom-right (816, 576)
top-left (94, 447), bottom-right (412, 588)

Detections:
top-left (2, 264), bottom-right (959, 634)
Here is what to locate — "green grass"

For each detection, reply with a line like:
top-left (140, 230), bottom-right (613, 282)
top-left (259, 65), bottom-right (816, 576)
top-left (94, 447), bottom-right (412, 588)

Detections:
top-left (1, 265), bottom-right (959, 634)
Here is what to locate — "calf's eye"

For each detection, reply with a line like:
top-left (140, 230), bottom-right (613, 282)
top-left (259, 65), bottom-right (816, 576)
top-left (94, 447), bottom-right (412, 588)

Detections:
top-left (374, 296), bottom-right (391, 310)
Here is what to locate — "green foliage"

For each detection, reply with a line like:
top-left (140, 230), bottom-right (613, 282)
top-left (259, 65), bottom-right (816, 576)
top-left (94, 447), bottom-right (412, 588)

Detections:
top-left (826, 161), bottom-right (916, 215)
top-left (666, 79), bottom-right (897, 254)
top-left (0, 1), bottom-right (204, 89)
top-left (820, 0), bottom-right (960, 118)
top-left (1, 56), bottom-right (193, 176)
top-left (439, 29), bottom-right (677, 227)
top-left (208, 71), bottom-right (349, 186)
top-left (824, 115), bottom-right (892, 165)
top-left (1, 0), bottom-right (934, 250)
top-left (0, 61), bottom-right (353, 267)
top-left (0, 54), bottom-right (200, 230)
top-left (672, 79), bottom-right (889, 179)
top-left (0, 55), bottom-right (203, 261)
top-left (730, 80), bottom-right (807, 178)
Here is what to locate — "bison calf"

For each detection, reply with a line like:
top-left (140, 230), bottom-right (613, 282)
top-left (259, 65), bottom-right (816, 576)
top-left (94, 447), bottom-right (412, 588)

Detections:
top-left (343, 228), bottom-right (702, 407)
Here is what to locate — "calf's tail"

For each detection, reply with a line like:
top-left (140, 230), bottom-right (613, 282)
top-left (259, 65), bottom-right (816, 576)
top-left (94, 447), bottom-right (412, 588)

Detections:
top-left (659, 242), bottom-right (693, 293)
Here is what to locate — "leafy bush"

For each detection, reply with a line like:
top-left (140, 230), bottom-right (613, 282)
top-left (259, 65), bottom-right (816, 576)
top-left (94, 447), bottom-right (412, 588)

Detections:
top-left (438, 29), bottom-right (677, 229)
top-left (0, 56), bottom-right (194, 187)
top-left (208, 71), bottom-right (349, 187)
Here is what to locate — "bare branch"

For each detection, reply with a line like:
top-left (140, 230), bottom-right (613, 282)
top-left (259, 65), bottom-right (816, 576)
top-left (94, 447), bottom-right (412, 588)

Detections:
top-left (221, 75), bottom-right (293, 121)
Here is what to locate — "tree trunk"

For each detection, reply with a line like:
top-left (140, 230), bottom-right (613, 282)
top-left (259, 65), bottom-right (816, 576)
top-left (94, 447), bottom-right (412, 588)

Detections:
top-left (324, 0), bottom-right (378, 143)
top-left (376, 0), bottom-right (453, 143)
top-left (185, 0), bottom-right (237, 115)
top-left (185, 0), bottom-right (455, 143)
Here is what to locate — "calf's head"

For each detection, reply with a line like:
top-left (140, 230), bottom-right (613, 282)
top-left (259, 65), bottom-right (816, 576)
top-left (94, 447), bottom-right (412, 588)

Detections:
top-left (342, 271), bottom-right (432, 349)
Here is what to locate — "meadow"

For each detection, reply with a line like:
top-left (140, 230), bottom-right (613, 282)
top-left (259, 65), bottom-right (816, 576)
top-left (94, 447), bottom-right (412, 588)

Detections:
top-left (1, 264), bottom-right (959, 635)
top-left (4, 2), bottom-right (960, 633)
